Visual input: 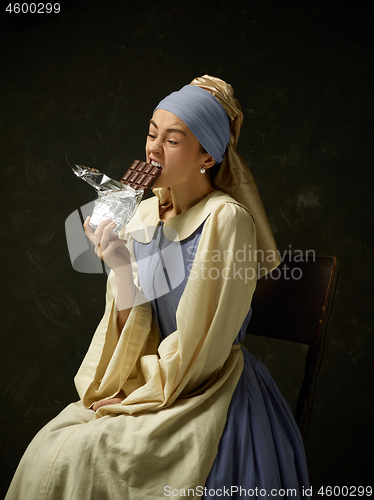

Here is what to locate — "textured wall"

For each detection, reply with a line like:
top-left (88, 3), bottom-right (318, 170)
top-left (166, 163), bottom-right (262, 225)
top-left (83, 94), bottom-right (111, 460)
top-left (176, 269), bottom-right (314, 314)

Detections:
top-left (1, 0), bottom-right (373, 496)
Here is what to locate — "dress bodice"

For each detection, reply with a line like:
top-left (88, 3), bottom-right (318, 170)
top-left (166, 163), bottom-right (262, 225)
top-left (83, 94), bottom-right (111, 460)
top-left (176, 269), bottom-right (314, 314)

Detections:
top-left (134, 219), bottom-right (251, 344)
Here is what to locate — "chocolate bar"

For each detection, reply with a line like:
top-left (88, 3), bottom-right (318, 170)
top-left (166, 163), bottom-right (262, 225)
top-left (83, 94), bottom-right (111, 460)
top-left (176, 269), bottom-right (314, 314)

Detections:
top-left (120, 160), bottom-right (161, 196)
top-left (70, 159), bottom-right (162, 234)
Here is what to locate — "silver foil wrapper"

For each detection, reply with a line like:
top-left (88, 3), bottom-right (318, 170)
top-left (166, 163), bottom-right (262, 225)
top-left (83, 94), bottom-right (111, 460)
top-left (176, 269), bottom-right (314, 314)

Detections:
top-left (89, 188), bottom-right (142, 234)
top-left (69, 161), bottom-right (143, 233)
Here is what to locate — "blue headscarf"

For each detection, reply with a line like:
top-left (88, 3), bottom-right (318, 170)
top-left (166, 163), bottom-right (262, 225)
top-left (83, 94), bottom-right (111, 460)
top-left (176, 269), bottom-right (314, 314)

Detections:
top-left (154, 85), bottom-right (230, 164)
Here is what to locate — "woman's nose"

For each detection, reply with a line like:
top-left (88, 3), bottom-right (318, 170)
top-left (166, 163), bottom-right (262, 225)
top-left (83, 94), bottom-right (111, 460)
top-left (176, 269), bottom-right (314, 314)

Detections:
top-left (149, 138), bottom-right (163, 154)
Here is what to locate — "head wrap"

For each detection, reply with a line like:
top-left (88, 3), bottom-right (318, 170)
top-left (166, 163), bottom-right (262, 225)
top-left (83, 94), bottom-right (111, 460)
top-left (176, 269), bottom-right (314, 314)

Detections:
top-left (153, 75), bottom-right (281, 278)
top-left (154, 85), bottom-right (230, 164)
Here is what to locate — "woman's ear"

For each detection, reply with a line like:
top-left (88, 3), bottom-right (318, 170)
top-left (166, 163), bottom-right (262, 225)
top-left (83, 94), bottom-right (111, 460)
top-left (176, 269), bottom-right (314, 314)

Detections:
top-left (202, 154), bottom-right (216, 170)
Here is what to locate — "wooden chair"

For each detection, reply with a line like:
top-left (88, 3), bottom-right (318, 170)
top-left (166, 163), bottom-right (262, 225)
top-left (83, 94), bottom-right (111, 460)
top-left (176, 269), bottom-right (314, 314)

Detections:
top-left (247, 255), bottom-right (339, 441)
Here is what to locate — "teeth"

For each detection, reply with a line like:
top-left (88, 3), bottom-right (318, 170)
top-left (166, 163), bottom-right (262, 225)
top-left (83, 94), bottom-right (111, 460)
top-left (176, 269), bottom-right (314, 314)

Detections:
top-left (151, 160), bottom-right (162, 167)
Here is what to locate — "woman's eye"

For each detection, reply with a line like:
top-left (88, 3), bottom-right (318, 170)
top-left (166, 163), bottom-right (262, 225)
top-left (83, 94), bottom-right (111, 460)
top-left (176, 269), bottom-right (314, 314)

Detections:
top-left (146, 134), bottom-right (177, 145)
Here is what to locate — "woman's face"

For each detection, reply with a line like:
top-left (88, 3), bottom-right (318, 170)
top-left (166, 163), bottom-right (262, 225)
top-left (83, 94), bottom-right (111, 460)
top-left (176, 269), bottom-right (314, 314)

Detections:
top-left (146, 109), bottom-right (210, 190)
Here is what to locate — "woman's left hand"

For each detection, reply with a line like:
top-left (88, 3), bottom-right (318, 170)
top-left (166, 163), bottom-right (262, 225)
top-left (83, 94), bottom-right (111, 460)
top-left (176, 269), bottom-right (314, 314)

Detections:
top-left (92, 391), bottom-right (126, 412)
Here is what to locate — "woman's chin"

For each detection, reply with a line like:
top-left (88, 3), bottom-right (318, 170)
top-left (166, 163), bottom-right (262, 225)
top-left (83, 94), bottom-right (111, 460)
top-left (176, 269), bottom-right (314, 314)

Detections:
top-left (152, 177), bottom-right (168, 190)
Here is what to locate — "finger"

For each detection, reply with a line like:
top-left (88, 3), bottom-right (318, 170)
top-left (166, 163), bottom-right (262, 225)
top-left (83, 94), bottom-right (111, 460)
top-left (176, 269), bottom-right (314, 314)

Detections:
top-left (95, 239), bottom-right (128, 264)
top-left (92, 397), bottom-right (124, 412)
top-left (101, 221), bottom-right (116, 249)
top-left (83, 216), bottom-right (94, 241)
top-left (84, 216), bottom-right (98, 246)
top-left (95, 241), bottom-right (104, 260)
top-left (94, 219), bottom-right (113, 246)
top-left (92, 399), bottom-right (110, 411)
top-left (97, 239), bottom-right (126, 261)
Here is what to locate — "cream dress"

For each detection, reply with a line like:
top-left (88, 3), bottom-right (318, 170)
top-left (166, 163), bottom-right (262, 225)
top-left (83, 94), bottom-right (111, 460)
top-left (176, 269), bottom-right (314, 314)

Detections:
top-left (6, 191), bottom-right (263, 499)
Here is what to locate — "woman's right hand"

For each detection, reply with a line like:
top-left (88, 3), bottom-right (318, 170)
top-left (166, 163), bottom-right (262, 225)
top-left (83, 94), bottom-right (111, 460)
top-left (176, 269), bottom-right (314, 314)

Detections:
top-left (83, 217), bottom-right (131, 276)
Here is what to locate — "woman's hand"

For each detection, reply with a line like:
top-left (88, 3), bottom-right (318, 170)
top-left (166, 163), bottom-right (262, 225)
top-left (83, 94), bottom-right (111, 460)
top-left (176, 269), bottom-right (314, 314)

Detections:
top-left (84, 216), bottom-right (136, 331)
top-left (92, 391), bottom-right (126, 412)
top-left (84, 217), bottom-right (130, 276)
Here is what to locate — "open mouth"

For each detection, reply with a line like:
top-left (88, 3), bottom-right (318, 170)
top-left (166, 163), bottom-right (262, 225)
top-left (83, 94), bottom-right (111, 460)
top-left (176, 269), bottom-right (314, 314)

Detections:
top-left (150, 159), bottom-right (162, 170)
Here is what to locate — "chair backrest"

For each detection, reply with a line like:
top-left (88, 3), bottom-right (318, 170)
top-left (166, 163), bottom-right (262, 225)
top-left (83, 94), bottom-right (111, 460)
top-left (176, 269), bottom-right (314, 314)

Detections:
top-left (247, 255), bottom-right (339, 441)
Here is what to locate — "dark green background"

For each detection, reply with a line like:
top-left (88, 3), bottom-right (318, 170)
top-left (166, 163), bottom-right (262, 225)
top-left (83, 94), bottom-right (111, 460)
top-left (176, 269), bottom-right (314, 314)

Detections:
top-left (1, 0), bottom-right (373, 497)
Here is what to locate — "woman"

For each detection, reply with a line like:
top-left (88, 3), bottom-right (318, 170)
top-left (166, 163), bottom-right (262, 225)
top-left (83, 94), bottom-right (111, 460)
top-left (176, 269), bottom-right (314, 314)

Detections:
top-left (6, 76), bottom-right (309, 499)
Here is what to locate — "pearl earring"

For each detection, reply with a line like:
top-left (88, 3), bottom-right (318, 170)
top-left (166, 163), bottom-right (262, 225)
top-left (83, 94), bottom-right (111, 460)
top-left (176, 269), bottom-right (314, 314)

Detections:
top-left (200, 167), bottom-right (206, 174)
